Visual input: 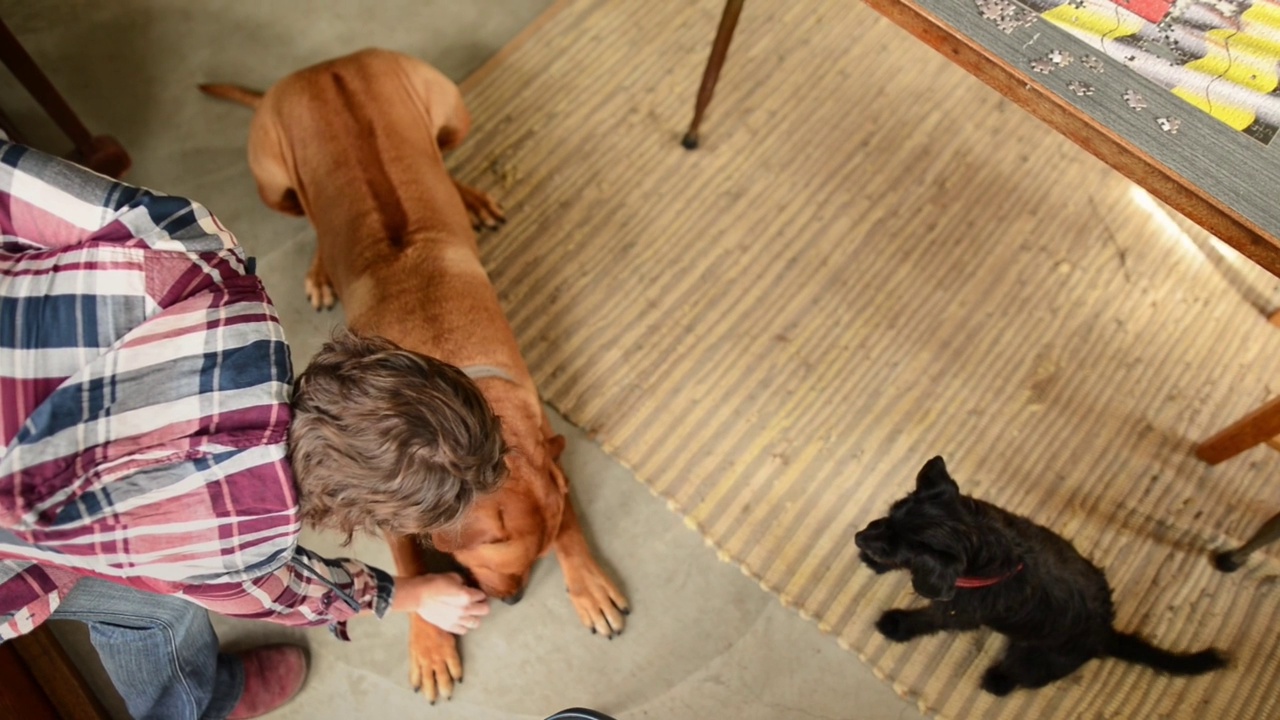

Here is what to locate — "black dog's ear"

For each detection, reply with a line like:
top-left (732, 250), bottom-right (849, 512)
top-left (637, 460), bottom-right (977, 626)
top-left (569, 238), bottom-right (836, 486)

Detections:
top-left (916, 456), bottom-right (959, 499)
top-left (908, 550), bottom-right (962, 601)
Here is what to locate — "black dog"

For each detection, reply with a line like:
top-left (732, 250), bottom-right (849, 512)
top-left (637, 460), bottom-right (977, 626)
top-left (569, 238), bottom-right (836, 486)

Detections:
top-left (854, 456), bottom-right (1226, 696)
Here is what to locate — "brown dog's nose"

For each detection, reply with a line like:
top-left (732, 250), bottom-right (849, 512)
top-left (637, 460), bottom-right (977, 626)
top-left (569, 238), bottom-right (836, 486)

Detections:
top-left (502, 588), bottom-right (525, 605)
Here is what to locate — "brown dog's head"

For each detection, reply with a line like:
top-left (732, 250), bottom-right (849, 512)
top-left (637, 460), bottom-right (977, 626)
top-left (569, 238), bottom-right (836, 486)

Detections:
top-left (430, 433), bottom-right (568, 602)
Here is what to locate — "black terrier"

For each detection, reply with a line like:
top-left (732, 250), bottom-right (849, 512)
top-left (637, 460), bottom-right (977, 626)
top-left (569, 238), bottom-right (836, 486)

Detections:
top-left (854, 456), bottom-right (1226, 696)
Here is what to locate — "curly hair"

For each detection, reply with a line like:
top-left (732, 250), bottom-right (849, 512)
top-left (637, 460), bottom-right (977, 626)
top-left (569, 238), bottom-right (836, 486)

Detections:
top-left (289, 330), bottom-right (507, 542)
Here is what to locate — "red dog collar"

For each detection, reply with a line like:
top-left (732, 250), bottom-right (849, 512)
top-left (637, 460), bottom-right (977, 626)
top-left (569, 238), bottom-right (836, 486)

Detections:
top-left (954, 563), bottom-right (1024, 589)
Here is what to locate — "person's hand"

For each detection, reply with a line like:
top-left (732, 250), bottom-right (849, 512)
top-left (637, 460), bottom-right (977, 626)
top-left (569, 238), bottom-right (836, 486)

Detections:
top-left (392, 573), bottom-right (490, 635)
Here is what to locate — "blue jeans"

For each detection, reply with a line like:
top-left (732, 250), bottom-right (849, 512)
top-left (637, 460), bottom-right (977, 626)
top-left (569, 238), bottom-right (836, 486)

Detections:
top-left (50, 577), bottom-right (244, 720)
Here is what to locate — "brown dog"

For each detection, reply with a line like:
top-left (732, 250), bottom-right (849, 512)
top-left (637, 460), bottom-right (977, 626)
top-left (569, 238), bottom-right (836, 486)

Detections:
top-left (200, 48), bottom-right (627, 703)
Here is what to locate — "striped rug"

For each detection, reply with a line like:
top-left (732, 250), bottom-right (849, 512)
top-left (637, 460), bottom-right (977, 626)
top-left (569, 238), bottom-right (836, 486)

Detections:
top-left (449, 0), bottom-right (1280, 717)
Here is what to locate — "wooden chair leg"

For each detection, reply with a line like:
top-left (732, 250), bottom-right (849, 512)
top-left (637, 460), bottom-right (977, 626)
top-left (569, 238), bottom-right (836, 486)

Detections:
top-left (1214, 511), bottom-right (1280, 572)
top-left (0, 104), bottom-right (26, 144)
top-left (1196, 394), bottom-right (1280, 465)
top-left (681, 0), bottom-right (746, 150)
top-left (64, 135), bottom-right (131, 180)
top-left (6, 624), bottom-right (110, 719)
top-left (0, 17), bottom-right (130, 178)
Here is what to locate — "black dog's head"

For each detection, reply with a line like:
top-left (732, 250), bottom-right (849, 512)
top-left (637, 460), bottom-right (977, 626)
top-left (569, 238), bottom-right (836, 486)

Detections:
top-left (855, 456), bottom-right (976, 601)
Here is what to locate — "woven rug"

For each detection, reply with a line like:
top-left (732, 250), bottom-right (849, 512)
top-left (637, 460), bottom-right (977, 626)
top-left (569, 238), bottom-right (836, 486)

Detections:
top-left (449, 0), bottom-right (1280, 717)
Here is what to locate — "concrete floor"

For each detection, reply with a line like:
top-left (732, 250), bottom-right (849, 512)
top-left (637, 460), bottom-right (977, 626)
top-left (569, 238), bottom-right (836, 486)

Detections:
top-left (1, 2), bottom-right (926, 718)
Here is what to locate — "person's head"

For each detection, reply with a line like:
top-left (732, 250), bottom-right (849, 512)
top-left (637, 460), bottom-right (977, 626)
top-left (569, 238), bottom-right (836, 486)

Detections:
top-left (289, 330), bottom-right (508, 542)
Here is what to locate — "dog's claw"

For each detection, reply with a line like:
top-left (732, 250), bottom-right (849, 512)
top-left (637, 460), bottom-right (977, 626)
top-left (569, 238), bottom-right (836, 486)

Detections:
top-left (564, 557), bottom-right (629, 640)
top-left (408, 615), bottom-right (461, 704)
top-left (453, 180), bottom-right (506, 232)
top-left (304, 262), bottom-right (336, 311)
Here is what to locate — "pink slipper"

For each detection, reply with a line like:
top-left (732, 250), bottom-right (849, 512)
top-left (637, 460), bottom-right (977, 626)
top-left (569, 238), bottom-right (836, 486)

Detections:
top-left (226, 645), bottom-right (309, 719)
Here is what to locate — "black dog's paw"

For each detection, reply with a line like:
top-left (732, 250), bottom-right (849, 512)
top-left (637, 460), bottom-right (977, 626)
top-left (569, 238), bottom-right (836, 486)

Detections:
top-left (981, 666), bottom-right (1018, 696)
top-left (875, 609), bottom-right (918, 642)
top-left (859, 551), bottom-right (893, 574)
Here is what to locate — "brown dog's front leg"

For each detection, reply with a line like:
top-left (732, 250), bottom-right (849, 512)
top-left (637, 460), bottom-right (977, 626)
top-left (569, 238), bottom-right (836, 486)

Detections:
top-left (304, 252), bottom-right (336, 311)
top-left (386, 532), bottom-right (429, 577)
top-left (386, 533), bottom-right (463, 703)
top-left (451, 178), bottom-right (506, 230)
top-left (407, 615), bottom-right (462, 704)
top-left (553, 497), bottom-right (629, 638)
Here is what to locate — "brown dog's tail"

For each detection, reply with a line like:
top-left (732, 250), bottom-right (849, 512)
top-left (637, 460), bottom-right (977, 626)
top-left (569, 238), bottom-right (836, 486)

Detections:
top-left (198, 83), bottom-right (263, 109)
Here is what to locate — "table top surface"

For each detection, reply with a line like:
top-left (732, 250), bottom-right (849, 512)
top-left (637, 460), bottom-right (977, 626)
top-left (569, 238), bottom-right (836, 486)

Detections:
top-left (895, 0), bottom-right (1280, 256)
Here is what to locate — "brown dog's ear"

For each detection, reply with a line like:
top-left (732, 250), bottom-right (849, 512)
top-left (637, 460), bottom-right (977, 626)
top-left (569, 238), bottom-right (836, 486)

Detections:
top-left (916, 456), bottom-right (959, 499)
top-left (546, 435), bottom-right (569, 492)
top-left (432, 526), bottom-right (509, 552)
top-left (546, 434), bottom-right (567, 461)
top-left (908, 550), bottom-right (962, 601)
top-left (429, 529), bottom-right (462, 553)
top-left (430, 511), bottom-right (509, 552)
top-left (548, 462), bottom-right (569, 494)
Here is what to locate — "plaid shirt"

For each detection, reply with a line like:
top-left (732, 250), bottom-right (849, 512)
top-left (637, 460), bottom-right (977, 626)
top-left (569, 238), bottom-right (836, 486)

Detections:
top-left (0, 140), bottom-right (392, 642)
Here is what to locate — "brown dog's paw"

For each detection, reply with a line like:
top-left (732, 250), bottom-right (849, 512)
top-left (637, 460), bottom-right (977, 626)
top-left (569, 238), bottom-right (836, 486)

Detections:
top-left (565, 564), bottom-right (629, 639)
top-left (452, 180), bottom-right (506, 230)
top-left (304, 254), bottom-right (336, 311)
top-left (408, 616), bottom-right (462, 704)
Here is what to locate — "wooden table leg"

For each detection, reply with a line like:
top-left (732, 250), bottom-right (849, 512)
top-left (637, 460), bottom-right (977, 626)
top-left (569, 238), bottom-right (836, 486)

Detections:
top-left (1214, 510), bottom-right (1280, 571)
top-left (1196, 395), bottom-right (1280, 465)
top-left (0, 17), bottom-right (130, 178)
top-left (681, 0), bottom-right (746, 150)
top-left (0, 105), bottom-right (26, 144)
top-left (5, 624), bottom-right (109, 720)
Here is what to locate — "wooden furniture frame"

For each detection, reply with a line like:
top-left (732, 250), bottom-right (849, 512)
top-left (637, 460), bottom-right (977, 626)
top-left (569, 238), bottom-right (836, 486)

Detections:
top-left (681, 0), bottom-right (1280, 467)
top-left (1, 624), bottom-right (110, 719)
top-left (0, 17), bottom-right (130, 179)
top-left (680, 0), bottom-right (745, 150)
